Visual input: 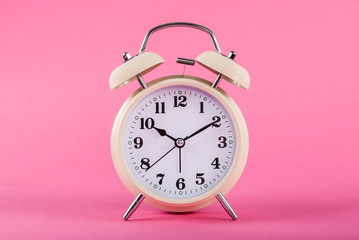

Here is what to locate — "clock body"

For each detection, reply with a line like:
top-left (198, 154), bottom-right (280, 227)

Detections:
top-left (111, 75), bottom-right (248, 212)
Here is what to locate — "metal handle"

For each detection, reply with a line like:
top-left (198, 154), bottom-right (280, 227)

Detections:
top-left (139, 22), bottom-right (221, 54)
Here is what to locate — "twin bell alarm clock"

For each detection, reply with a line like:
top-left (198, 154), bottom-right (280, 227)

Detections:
top-left (109, 22), bottom-right (250, 220)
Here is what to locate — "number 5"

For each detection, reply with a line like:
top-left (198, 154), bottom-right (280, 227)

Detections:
top-left (195, 173), bottom-right (205, 185)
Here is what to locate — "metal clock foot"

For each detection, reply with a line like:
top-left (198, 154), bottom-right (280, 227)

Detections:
top-left (216, 192), bottom-right (237, 220)
top-left (123, 193), bottom-right (145, 221)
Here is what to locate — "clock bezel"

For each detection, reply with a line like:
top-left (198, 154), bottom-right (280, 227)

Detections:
top-left (111, 75), bottom-right (249, 212)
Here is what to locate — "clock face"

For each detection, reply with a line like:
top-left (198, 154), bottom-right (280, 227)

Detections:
top-left (122, 85), bottom-right (237, 200)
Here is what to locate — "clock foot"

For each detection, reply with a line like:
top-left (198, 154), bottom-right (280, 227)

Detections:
top-left (216, 192), bottom-right (237, 220)
top-left (123, 193), bottom-right (145, 221)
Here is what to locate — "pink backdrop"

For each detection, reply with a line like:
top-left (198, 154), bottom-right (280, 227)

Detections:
top-left (1, 0), bottom-right (358, 239)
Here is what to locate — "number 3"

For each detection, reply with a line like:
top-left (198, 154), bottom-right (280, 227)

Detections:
top-left (218, 136), bottom-right (227, 148)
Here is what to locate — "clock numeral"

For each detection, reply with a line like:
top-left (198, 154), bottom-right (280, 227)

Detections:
top-left (140, 158), bottom-right (150, 170)
top-left (155, 102), bottom-right (165, 114)
top-left (140, 117), bottom-right (155, 129)
top-left (176, 178), bottom-right (186, 190)
top-left (134, 137), bottom-right (143, 149)
top-left (212, 116), bottom-right (221, 128)
top-left (218, 136), bottom-right (227, 148)
top-left (211, 157), bottom-right (220, 169)
top-left (156, 173), bottom-right (165, 185)
top-left (195, 173), bottom-right (205, 185)
top-left (174, 96), bottom-right (187, 107)
top-left (199, 102), bottom-right (204, 113)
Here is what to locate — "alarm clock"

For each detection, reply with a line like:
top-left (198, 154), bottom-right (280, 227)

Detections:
top-left (109, 22), bottom-right (250, 221)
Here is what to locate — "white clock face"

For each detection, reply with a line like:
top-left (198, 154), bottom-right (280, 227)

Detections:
top-left (122, 85), bottom-right (236, 199)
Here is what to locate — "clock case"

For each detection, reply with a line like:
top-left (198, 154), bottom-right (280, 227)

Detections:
top-left (109, 22), bottom-right (250, 220)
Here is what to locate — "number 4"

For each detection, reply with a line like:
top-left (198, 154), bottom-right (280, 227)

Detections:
top-left (211, 157), bottom-right (220, 169)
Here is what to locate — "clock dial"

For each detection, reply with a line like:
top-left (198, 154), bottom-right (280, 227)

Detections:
top-left (122, 85), bottom-right (236, 199)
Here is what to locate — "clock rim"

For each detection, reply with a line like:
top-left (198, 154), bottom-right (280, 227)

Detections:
top-left (111, 75), bottom-right (249, 212)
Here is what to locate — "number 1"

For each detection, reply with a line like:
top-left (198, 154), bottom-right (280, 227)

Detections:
top-left (199, 102), bottom-right (204, 113)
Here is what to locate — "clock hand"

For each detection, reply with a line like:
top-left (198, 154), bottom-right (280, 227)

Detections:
top-left (153, 127), bottom-right (176, 141)
top-left (145, 145), bottom-right (177, 172)
top-left (179, 148), bottom-right (182, 173)
top-left (184, 116), bottom-right (220, 141)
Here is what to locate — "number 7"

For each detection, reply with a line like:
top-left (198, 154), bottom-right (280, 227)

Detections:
top-left (156, 173), bottom-right (165, 185)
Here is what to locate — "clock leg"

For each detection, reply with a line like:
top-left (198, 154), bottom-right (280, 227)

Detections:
top-left (123, 193), bottom-right (145, 221)
top-left (216, 192), bottom-right (237, 220)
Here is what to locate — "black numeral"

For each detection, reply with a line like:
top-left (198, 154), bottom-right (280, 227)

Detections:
top-left (140, 118), bottom-right (155, 129)
top-left (156, 173), bottom-right (165, 185)
top-left (211, 157), bottom-right (220, 169)
top-left (176, 178), bottom-right (186, 190)
top-left (199, 102), bottom-right (204, 113)
top-left (195, 173), bottom-right (205, 185)
top-left (134, 137), bottom-right (143, 149)
top-left (155, 102), bottom-right (165, 114)
top-left (212, 116), bottom-right (221, 128)
top-left (174, 96), bottom-right (187, 107)
top-left (140, 158), bottom-right (150, 170)
top-left (218, 136), bottom-right (227, 148)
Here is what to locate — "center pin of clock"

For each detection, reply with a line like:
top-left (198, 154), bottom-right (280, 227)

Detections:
top-left (175, 138), bottom-right (185, 148)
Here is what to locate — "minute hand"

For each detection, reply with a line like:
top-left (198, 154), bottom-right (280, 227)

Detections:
top-left (184, 117), bottom-right (219, 141)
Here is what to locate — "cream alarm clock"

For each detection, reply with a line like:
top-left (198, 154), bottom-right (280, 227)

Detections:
top-left (109, 22), bottom-right (250, 221)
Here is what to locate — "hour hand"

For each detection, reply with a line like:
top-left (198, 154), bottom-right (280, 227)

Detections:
top-left (153, 127), bottom-right (176, 141)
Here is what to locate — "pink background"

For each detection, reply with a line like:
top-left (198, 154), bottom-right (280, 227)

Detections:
top-left (1, 0), bottom-right (358, 239)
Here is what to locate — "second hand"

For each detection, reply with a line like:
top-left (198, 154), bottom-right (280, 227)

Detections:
top-left (145, 145), bottom-right (177, 172)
